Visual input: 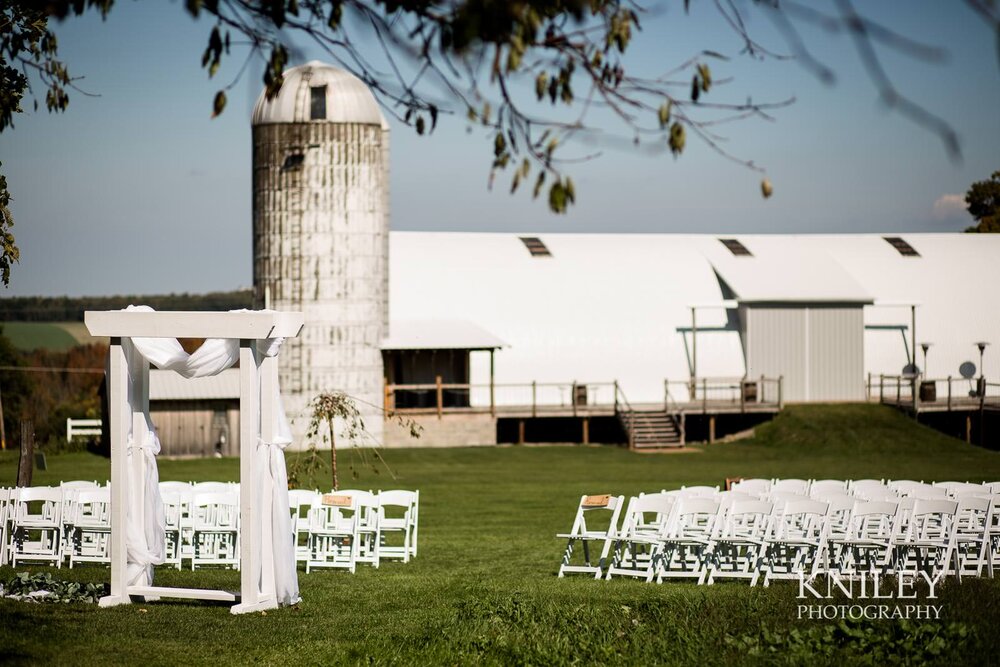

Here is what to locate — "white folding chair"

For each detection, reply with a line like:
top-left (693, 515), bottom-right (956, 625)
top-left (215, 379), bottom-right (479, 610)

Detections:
top-left (343, 490), bottom-right (380, 568)
top-left (605, 493), bottom-right (675, 580)
top-left (904, 484), bottom-right (949, 500)
top-left (557, 494), bottom-right (624, 578)
top-left (0, 487), bottom-right (11, 565)
top-left (66, 488), bottom-right (112, 568)
top-left (288, 489), bottom-right (319, 564)
top-left (654, 497), bottom-right (721, 584)
top-left (377, 490), bottom-right (417, 563)
top-left (936, 482), bottom-right (989, 498)
top-left (950, 496), bottom-right (992, 580)
top-left (306, 492), bottom-right (359, 573)
top-left (160, 491), bottom-right (186, 570)
top-left (9, 487), bottom-right (64, 568)
top-left (191, 481), bottom-right (235, 496)
top-left (768, 491), bottom-right (810, 511)
top-left (828, 500), bottom-right (897, 577)
top-left (890, 498), bottom-right (958, 584)
top-left (761, 499), bottom-right (830, 586)
top-left (189, 491), bottom-right (240, 570)
top-left (849, 479), bottom-right (892, 501)
top-left (706, 499), bottom-right (773, 586)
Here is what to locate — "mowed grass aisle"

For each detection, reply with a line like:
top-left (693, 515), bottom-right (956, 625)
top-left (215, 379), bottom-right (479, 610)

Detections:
top-left (2, 405), bottom-right (1000, 666)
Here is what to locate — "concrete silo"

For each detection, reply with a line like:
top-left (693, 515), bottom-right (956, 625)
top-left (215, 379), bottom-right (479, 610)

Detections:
top-left (251, 61), bottom-right (389, 447)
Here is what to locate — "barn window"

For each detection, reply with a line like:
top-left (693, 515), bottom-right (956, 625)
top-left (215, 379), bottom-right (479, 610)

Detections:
top-left (310, 85), bottom-right (327, 120)
top-left (520, 237), bottom-right (552, 257)
top-left (883, 237), bottom-right (920, 257)
top-left (719, 238), bottom-right (752, 256)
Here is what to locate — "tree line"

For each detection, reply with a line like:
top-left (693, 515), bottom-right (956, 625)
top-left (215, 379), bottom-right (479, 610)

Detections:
top-left (0, 289), bottom-right (253, 322)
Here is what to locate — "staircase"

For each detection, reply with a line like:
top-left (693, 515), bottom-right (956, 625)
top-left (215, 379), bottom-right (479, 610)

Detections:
top-left (619, 409), bottom-right (683, 449)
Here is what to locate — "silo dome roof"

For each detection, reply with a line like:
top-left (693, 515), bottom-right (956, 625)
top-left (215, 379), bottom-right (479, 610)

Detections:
top-left (251, 61), bottom-right (387, 128)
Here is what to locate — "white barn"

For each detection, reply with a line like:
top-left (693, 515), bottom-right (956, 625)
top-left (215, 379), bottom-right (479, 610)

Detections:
top-left (388, 232), bottom-right (1000, 406)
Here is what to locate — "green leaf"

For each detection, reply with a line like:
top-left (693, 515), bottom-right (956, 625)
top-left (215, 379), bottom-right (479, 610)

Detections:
top-left (657, 100), bottom-right (671, 129)
top-left (669, 122), bottom-right (685, 155)
top-left (211, 90), bottom-right (226, 118)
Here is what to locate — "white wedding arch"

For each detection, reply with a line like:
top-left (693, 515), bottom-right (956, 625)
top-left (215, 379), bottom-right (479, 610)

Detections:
top-left (85, 308), bottom-right (304, 614)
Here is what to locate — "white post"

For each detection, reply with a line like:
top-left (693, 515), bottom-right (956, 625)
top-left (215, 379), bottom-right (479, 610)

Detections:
top-left (231, 339), bottom-right (276, 614)
top-left (258, 351), bottom-right (278, 600)
top-left (100, 338), bottom-right (130, 608)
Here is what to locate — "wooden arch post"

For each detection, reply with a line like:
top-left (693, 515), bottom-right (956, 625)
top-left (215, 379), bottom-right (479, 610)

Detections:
top-left (85, 310), bottom-right (304, 614)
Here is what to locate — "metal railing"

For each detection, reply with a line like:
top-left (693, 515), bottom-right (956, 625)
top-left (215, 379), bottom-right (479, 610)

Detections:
top-left (384, 379), bottom-right (620, 418)
top-left (869, 374), bottom-right (1000, 412)
top-left (664, 376), bottom-right (784, 414)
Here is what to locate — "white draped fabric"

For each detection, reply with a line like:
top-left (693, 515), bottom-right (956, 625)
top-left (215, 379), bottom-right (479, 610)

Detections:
top-left (123, 305), bottom-right (300, 606)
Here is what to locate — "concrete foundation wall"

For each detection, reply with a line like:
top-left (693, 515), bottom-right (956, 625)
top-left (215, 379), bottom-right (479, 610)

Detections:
top-left (384, 413), bottom-right (497, 447)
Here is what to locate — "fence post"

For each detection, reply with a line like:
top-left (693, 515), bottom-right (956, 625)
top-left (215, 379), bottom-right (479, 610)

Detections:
top-left (947, 376), bottom-right (952, 412)
top-left (532, 381), bottom-right (538, 418)
top-left (435, 375), bottom-right (443, 420)
top-left (879, 374), bottom-right (884, 403)
top-left (911, 375), bottom-right (919, 416)
top-left (384, 382), bottom-right (392, 413)
top-left (702, 378), bottom-right (707, 414)
top-left (896, 377), bottom-right (901, 403)
top-left (867, 373), bottom-right (872, 402)
top-left (759, 375), bottom-right (764, 404)
top-left (778, 376), bottom-right (784, 409)
top-left (740, 375), bottom-right (746, 413)
top-left (16, 420), bottom-right (34, 487)
top-left (663, 379), bottom-right (668, 409)
top-left (572, 382), bottom-right (578, 418)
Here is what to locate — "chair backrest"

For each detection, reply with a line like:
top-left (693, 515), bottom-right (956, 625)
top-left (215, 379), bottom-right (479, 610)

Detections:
top-left (667, 497), bottom-right (721, 539)
top-left (378, 490), bottom-right (417, 508)
top-left (772, 479), bottom-right (809, 495)
top-left (716, 491), bottom-right (755, 510)
top-left (678, 485), bottom-right (720, 498)
top-left (954, 496), bottom-right (992, 535)
top-left (191, 482), bottom-right (233, 496)
top-left (160, 481), bottom-right (193, 495)
top-left (61, 480), bottom-right (100, 490)
top-left (716, 499), bottom-right (773, 539)
top-left (771, 499), bottom-right (830, 541)
top-left (847, 500), bottom-right (898, 541)
top-left (621, 493), bottom-right (675, 537)
top-left (160, 492), bottom-right (186, 530)
top-left (310, 492), bottom-right (359, 531)
top-left (72, 489), bottom-right (111, 525)
top-left (809, 480), bottom-right (848, 497)
top-left (288, 489), bottom-right (319, 510)
top-left (730, 478), bottom-right (771, 497)
top-left (12, 486), bottom-right (64, 524)
top-left (887, 480), bottom-right (923, 494)
top-left (768, 491), bottom-right (810, 509)
top-left (566, 494), bottom-right (624, 537)
top-left (905, 484), bottom-right (950, 500)
top-left (937, 482), bottom-right (988, 498)
top-left (906, 499), bottom-right (958, 542)
top-left (191, 492), bottom-right (239, 529)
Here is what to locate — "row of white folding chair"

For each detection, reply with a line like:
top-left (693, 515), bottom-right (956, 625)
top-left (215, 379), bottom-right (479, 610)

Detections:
top-left (158, 483), bottom-right (241, 570)
top-left (0, 485), bottom-right (111, 568)
top-left (300, 489), bottom-right (420, 573)
top-left (571, 492), bottom-right (996, 585)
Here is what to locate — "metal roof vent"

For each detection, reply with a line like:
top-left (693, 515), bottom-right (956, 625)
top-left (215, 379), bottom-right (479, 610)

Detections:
top-left (520, 237), bottom-right (552, 257)
top-left (719, 238), bottom-right (752, 256)
top-left (883, 237), bottom-right (920, 257)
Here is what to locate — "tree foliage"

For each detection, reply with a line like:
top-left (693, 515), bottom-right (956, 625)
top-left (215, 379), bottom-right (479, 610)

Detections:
top-left (964, 170), bottom-right (1000, 233)
top-left (1, 1), bottom-right (998, 287)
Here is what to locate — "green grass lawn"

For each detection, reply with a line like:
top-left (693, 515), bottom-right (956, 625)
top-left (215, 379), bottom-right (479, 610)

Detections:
top-left (2, 404), bottom-right (999, 666)
top-left (0, 321), bottom-right (105, 351)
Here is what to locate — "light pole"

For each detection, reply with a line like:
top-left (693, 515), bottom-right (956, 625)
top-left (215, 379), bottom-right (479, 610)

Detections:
top-left (975, 342), bottom-right (989, 396)
top-left (920, 342), bottom-right (931, 379)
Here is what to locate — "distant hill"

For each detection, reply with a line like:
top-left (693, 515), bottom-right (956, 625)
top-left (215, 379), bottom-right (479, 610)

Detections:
top-left (0, 290), bottom-right (254, 322)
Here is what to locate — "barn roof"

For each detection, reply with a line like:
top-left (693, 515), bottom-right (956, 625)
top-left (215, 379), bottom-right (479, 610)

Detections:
top-left (382, 320), bottom-right (506, 351)
top-left (150, 368), bottom-right (240, 401)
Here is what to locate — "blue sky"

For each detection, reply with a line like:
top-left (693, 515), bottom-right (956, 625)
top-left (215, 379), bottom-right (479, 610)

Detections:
top-left (1, 1), bottom-right (997, 297)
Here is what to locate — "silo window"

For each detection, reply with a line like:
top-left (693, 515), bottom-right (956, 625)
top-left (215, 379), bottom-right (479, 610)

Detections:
top-left (310, 85), bottom-right (327, 120)
top-left (282, 153), bottom-right (304, 171)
